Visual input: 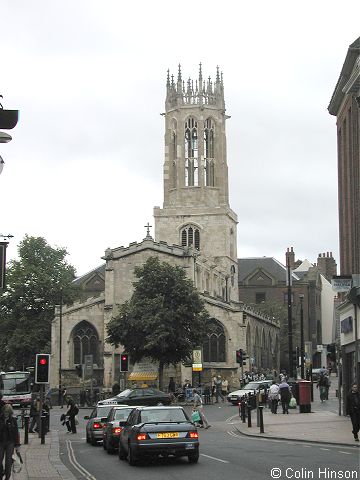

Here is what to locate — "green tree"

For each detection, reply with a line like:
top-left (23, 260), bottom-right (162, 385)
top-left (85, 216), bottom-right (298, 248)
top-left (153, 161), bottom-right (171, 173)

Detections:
top-left (107, 256), bottom-right (209, 390)
top-left (0, 235), bottom-right (77, 370)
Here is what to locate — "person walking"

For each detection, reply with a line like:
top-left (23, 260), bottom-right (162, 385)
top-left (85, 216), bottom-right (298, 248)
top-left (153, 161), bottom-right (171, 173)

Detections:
top-left (29, 395), bottom-right (40, 433)
top-left (221, 378), bottom-right (229, 399)
top-left (268, 381), bottom-right (280, 414)
top-left (347, 383), bottom-right (360, 442)
top-left (61, 385), bottom-right (67, 408)
top-left (279, 379), bottom-right (291, 414)
top-left (215, 376), bottom-right (224, 403)
top-left (0, 403), bottom-right (21, 480)
top-left (65, 398), bottom-right (79, 434)
top-left (317, 374), bottom-right (329, 402)
top-left (193, 389), bottom-right (211, 429)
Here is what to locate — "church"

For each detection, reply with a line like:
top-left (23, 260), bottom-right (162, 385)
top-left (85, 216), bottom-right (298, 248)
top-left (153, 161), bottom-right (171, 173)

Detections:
top-left (50, 65), bottom-right (280, 394)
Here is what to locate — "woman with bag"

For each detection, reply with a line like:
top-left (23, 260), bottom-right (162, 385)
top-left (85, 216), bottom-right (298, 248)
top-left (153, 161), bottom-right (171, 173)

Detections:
top-left (193, 389), bottom-right (211, 429)
top-left (65, 398), bottom-right (79, 434)
top-left (0, 404), bottom-right (21, 480)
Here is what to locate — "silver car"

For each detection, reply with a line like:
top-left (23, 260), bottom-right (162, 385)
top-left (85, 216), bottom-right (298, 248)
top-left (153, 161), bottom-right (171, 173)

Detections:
top-left (227, 381), bottom-right (272, 405)
top-left (102, 405), bottom-right (139, 454)
top-left (84, 404), bottom-right (116, 445)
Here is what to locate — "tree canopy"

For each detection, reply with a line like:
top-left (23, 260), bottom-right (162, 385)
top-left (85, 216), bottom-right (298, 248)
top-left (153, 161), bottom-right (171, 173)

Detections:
top-left (106, 256), bottom-right (209, 389)
top-left (0, 235), bottom-right (77, 370)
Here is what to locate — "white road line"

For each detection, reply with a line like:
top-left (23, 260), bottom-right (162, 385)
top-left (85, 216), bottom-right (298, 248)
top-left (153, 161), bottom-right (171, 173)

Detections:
top-left (66, 440), bottom-right (97, 480)
top-left (339, 451), bottom-right (352, 455)
top-left (201, 453), bottom-right (229, 463)
top-left (320, 448), bottom-right (330, 451)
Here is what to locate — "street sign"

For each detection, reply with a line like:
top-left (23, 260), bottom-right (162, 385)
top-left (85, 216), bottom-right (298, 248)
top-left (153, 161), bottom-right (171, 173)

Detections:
top-left (192, 363), bottom-right (202, 372)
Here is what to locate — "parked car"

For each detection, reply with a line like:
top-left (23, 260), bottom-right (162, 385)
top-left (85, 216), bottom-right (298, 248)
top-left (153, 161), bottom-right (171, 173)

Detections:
top-left (118, 406), bottom-right (199, 465)
top-left (84, 404), bottom-right (116, 445)
top-left (227, 380), bottom-right (272, 405)
top-left (98, 388), bottom-right (172, 406)
top-left (102, 405), bottom-right (139, 454)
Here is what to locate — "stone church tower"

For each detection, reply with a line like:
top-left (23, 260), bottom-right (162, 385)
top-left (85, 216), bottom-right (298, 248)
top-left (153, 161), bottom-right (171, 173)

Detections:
top-left (50, 65), bottom-right (280, 395)
top-left (154, 65), bottom-right (238, 295)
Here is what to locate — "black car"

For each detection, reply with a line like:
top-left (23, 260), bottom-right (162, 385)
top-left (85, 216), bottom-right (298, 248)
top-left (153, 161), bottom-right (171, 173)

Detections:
top-left (98, 388), bottom-right (172, 406)
top-left (118, 406), bottom-right (199, 465)
top-left (102, 405), bottom-right (139, 454)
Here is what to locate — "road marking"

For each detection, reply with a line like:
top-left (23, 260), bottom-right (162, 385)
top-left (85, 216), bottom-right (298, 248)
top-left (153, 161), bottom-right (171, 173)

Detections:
top-left (66, 440), bottom-right (97, 480)
top-left (201, 453), bottom-right (229, 463)
top-left (320, 448), bottom-right (330, 451)
top-left (339, 451), bottom-right (352, 455)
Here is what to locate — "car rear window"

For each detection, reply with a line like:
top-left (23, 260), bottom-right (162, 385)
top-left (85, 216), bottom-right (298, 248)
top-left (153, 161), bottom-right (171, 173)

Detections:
top-left (114, 409), bottom-right (133, 421)
top-left (140, 408), bottom-right (187, 423)
top-left (96, 406), bottom-right (113, 417)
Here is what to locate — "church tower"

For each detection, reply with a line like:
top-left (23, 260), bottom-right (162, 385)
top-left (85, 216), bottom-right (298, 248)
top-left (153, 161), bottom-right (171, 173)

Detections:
top-left (154, 64), bottom-right (238, 281)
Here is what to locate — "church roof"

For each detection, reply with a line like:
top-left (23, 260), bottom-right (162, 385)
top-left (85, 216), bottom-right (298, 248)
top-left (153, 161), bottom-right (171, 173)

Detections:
top-left (238, 257), bottom-right (300, 283)
top-left (73, 263), bottom-right (105, 285)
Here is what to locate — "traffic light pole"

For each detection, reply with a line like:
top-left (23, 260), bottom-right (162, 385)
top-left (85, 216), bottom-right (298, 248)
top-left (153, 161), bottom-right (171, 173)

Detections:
top-left (287, 256), bottom-right (294, 379)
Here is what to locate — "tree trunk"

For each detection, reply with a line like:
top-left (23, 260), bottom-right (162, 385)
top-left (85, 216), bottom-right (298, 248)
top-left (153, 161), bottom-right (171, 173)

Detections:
top-left (158, 361), bottom-right (164, 391)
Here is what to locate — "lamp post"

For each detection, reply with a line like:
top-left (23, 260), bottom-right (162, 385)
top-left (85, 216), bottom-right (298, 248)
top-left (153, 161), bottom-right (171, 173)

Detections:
top-left (58, 290), bottom-right (63, 406)
top-left (299, 294), bottom-right (305, 379)
top-left (286, 253), bottom-right (294, 378)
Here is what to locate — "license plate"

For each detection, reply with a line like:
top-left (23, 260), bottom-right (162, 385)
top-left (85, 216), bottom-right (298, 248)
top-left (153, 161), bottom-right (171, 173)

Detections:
top-left (157, 432), bottom-right (179, 438)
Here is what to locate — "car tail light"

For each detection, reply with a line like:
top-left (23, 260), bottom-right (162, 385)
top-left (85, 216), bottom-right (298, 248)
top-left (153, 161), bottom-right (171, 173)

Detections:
top-left (93, 423), bottom-right (102, 429)
top-left (136, 433), bottom-right (148, 440)
top-left (188, 431), bottom-right (199, 439)
top-left (112, 427), bottom-right (123, 435)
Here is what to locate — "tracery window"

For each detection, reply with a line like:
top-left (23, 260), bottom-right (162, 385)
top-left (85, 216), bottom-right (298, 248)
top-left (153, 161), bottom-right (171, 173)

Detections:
top-left (204, 118), bottom-right (215, 186)
top-left (171, 130), bottom-right (177, 188)
top-left (180, 225), bottom-right (200, 250)
top-left (203, 319), bottom-right (226, 362)
top-left (73, 320), bottom-right (99, 365)
top-left (184, 118), bottom-right (198, 186)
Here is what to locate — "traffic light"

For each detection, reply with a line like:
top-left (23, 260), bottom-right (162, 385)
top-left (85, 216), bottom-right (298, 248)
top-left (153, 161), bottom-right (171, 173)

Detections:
top-left (236, 349), bottom-right (243, 364)
top-left (241, 350), bottom-right (248, 366)
top-left (35, 354), bottom-right (50, 384)
top-left (120, 354), bottom-right (129, 372)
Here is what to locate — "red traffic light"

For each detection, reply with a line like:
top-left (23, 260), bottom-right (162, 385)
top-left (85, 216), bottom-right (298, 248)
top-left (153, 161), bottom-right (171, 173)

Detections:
top-left (40, 358), bottom-right (47, 365)
top-left (121, 355), bottom-right (127, 360)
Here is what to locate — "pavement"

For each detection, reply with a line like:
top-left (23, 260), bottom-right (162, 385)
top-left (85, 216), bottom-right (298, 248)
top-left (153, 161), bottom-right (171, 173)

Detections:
top-left (11, 375), bottom-right (358, 478)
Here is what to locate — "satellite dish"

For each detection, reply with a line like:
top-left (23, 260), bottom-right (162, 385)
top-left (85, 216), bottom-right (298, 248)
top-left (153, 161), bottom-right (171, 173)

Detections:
top-left (0, 131), bottom-right (12, 143)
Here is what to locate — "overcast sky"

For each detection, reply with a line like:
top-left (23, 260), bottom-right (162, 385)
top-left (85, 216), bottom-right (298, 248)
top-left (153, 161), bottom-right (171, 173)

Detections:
top-left (1, 1), bottom-right (359, 277)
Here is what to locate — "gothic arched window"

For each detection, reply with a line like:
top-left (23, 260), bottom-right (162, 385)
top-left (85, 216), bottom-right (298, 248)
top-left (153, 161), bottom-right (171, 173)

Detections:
top-left (72, 321), bottom-right (99, 365)
top-left (180, 225), bottom-right (200, 250)
top-left (203, 319), bottom-right (226, 362)
top-left (184, 117), bottom-right (198, 186)
top-left (204, 118), bottom-right (215, 186)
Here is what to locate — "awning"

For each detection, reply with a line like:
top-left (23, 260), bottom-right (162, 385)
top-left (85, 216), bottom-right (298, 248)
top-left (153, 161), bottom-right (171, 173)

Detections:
top-left (128, 371), bottom-right (158, 381)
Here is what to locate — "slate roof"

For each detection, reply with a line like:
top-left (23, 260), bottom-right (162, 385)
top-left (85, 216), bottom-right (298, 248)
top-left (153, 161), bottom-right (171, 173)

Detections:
top-left (238, 257), bottom-right (300, 283)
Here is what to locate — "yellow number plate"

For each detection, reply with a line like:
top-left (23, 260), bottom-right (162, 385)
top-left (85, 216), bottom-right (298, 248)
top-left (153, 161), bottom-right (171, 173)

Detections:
top-left (157, 432), bottom-right (179, 439)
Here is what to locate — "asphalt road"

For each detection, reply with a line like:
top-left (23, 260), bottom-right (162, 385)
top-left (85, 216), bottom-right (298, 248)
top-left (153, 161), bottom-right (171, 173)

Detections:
top-left (51, 403), bottom-right (359, 480)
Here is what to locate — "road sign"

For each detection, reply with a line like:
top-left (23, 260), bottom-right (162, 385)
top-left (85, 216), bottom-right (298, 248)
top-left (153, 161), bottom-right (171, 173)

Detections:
top-left (192, 363), bottom-right (202, 372)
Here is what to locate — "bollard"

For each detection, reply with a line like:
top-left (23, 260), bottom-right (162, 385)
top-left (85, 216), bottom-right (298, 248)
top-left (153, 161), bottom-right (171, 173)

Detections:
top-left (41, 416), bottom-right (46, 444)
top-left (247, 402), bottom-right (252, 428)
top-left (24, 416), bottom-right (30, 445)
top-left (241, 399), bottom-right (246, 423)
top-left (258, 405), bottom-right (264, 433)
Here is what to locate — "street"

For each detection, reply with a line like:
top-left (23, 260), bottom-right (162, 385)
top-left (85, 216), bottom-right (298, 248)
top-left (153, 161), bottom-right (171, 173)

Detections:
top-left (49, 401), bottom-right (359, 480)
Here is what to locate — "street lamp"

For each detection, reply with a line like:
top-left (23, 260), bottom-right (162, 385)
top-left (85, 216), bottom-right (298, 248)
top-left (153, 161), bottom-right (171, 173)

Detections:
top-left (299, 294), bottom-right (305, 379)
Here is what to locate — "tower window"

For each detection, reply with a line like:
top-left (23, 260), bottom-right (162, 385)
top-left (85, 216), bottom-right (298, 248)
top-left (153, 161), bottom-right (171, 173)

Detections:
top-left (204, 118), bottom-right (215, 186)
top-left (180, 225), bottom-right (200, 250)
top-left (184, 118), bottom-right (198, 186)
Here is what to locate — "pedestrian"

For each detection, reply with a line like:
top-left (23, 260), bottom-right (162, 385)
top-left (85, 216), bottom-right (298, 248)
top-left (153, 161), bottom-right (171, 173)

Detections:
top-left (221, 378), bottom-right (229, 398)
top-left (0, 393), bottom-right (5, 414)
top-left (45, 386), bottom-right (52, 409)
top-left (215, 376), bottom-right (224, 403)
top-left (193, 389), bottom-right (211, 429)
top-left (211, 374), bottom-right (217, 398)
top-left (61, 385), bottom-right (67, 408)
top-left (279, 379), bottom-right (291, 414)
top-left (347, 383), bottom-right (360, 442)
top-left (268, 381), bottom-right (280, 414)
top-left (65, 398), bottom-right (79, 434)
top-left (317, 374), bottom-right (329, 402)
top-left (168, 377), bottom-right (176, 394)
top-left (29, 395), bottom-right (40, 433)
top-left (0, 403), bottom-right (21, 480)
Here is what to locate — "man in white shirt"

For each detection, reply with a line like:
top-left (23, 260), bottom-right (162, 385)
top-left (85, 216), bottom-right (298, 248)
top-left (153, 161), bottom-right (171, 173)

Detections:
top-left (268, 381), bottom-right (280, 414)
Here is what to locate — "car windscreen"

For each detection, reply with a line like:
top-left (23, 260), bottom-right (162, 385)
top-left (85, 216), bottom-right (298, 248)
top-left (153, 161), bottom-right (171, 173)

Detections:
top-left (139, 408), bottom-right (187, 423)
top-left (116, 389), bottom-right (132, 398)
top-left (114, 409), bottom-right (133, 421)
top-left (95, 406), bottom-right (113, 418)
top-left (243, 383), bottom-right (262, 390)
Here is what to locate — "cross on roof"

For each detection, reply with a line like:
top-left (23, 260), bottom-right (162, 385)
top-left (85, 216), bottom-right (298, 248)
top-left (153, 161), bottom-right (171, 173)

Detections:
top-left (144, 222), bottom-right (152, 238)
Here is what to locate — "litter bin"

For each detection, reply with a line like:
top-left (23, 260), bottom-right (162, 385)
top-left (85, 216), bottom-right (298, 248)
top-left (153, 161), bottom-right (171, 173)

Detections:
top-left (298, 380), bottom-right (312, 413)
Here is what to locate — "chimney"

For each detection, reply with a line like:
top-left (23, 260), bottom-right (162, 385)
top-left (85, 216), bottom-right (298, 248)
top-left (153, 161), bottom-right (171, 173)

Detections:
top-left (285, 246), bottom-right (295, 269)
top-left (317, 251), bottom-right (337, 282)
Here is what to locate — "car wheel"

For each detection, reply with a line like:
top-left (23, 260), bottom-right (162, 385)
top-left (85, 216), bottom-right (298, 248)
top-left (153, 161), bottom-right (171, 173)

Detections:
top-left (86, 432), bottom-right (90, 444)
top-left (188, 451), bottom-right (199, 464)
top-left (128, 444), bottom-right (138, 466)
top-left (91, 435), bottom-right (97, 446)
top-left (103, 438), bottom-right (107, 450)
top-left (118, 442), bottom-right (126, 461)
